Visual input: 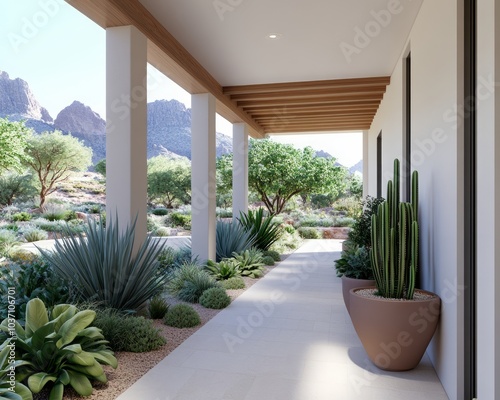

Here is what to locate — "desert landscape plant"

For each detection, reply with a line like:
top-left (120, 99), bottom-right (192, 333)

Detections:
top-left (199, 287), bottom-right (231, 309)
top-left (166, 263), bottom-right (219, 303)
top-left (238, 208), bottom-right (282, 251)
top-left (221, 276), bottom-right (246, 290)
top-left (204, 259), bottom-right (241, 280)
top-left (216, 220), bottom-right (255, 261)
top-left (163, 304), bottom-right (201, 328)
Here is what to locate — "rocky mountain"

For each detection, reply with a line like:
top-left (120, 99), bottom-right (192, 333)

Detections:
top-left (349, 160), bottom-right (363, 175)
top-left (0, 71), bottom-right (233, 164)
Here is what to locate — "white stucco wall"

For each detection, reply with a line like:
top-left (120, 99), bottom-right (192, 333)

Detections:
top-left (368, 1), bottom-right (464, 398)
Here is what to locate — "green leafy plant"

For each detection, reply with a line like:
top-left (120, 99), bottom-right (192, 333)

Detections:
top-left (199, 287), bottom-right (231, 309)
top-left (262, 256), bottom-right (275, 266)
top-left (40, 216), bottom-right (167, 311)
top-left (166, 263), bottom-right (219, 303)
top-left (348, 196), bottom-right (385, 248)
top-left (0, 230), bottom-right (19, 256)
top-left (21, 228), bottom-right (48, 243)
top-left (283, 224), bottom-right (296, 235)
top-left (298, 227), bottom-right (321, 239)
top-left (164, 304), bottom-right (201, 328)
top-left (221, 277), bottom-right (245, 290)
top-left (371, 159), bottom-right (418, 299)
top-left (12, 212), bottom-right (31, 222)
top-left (151, 208), bottom-right (169, 216)
top-left (238, 208), bottom-right (282, 251)
top-left (2, 298), bottom-right (117, 399)
top-left (204, 259), bottom-right (241, 280)
top-left (148, 296), bottom-right (169, 319)
top-left (263, 250), bottom-right (280, 262)
top-left (92, 308), bottom-right (166, 352)
top-left (216, 221), bottom-right (255, 262)
top-left (154, 227), bottom-right (171, 237)
top-left (0, 172), bottom-right (37, 207)
top-left (0, 343), bottom-right (32, 400)
top-left (169, 213), bottom-right (191, 229)
top-left (232, 249), bottom-right (265, 278)
top-left (334, 245), bottom-right (373, 279)
top-left (0, 259), bottom-right (72, 321)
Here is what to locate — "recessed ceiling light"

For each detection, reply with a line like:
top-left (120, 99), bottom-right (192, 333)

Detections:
top-left (267, 33), bottom-right (282, 40)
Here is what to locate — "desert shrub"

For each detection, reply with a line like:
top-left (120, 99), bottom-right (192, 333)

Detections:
top-left (22, 227), bottom-right (48, 242)
top-left (152, 208), bottom-right (169, 216)
top-left (0, 258), bottom-right (72, 321)
top-left (166, 263), bottom-right (219, 303)
top-left (263, 250), bottom-right (281, 262)
top-left (6, 247), bottom-right (37, 263)
top-left (63, 209), bottom-right (78, 221)
top-left (95, 158), bottom-right (106, 176)
top-left (154, 226), bottom-right (171, 237)
top-left (164, 304), bottom-right (201, 328)
top-left (334, 245), bottom-right (373, 280)
top-left (199, 287), bottom-right (231, 309)
top-left (93, 308), bottom-right (166, 352)
top-left (216, 208), bottom-right (232, 218)
top-left (0, 172), bottom-right (37, 207)
top-left (148, 295), bottom-right (169, 319)
top-left (0, 229), bottom-right (19, 256)
top-left (42, 203), bottom-right (68, 221)
top-left (8, 299), bottom-right (117, 399)
top-left (32, 218), bottom-right (66, 233)
top-left (147, 215), bottom-right (161, 232)
top-left (262, 256), bottom-right (275, 266)
top-left (221, 276), bottom-right (245, 290)
top-left (333, 196), bottom-right (363, 219)
top-left (204, 259), bottom-right (241, 280)
top-left (232, 249), bottom-right (265, 278)
top-left (40, 217), bottom-right (167, 311)
top-left (334, 216), bottom-right (356, 227)
top-left (298, 227), bottom-right (322, 239)
top-left (238, 208), bottom-right (282, 251)
top-left (216, 220), bottom-right (255, 261)
top-left (283, 224), bottom-right (296, 234)
top-left (269, 229), bottom-right (302, 254)
top-left (170, 212), bottom-right (191, 228)
top-left (297, 215), bottom-right (335, 228)
top-left (12, 211), bottom-right (31, 222)
top-left (348, 196), bottom-right (385, 248)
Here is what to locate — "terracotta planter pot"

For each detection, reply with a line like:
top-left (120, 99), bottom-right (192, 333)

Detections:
top-left (349, 287), bottom-right (441, 371)
top-left (341, 276), bottom-right (375, 314)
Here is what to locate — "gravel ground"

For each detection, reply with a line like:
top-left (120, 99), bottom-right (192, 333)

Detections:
top-left (33, 261), bottom-right (285, 400)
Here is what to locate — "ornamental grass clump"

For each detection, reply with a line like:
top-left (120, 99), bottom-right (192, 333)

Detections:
top-left (166, 263), bottom-right (219, 303)
top-left (371, 159), bottom-right (418, 299)
top-left (40, 216), bottom-right (167, 311)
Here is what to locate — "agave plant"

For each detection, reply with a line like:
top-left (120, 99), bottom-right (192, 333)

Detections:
top-left (0, 298), bottom-right (117, 400)
top-left (0, 342), bottom-right (32, 400)
top-left (204, 259), bottom-right (241, 280)
top-left (216, 220), bottom-right (255, 261)
top-left (39, 216), bottom-right (167, 311)
top-left (238, 208), bottom-right (282, 251)
top-left (232, 249), bottom-right (265, 278)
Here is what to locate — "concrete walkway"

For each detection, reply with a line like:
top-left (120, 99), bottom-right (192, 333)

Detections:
top-left (117, 240), bottom-right (449, 400)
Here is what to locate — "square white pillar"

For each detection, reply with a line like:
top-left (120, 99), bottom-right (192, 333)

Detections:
top-left (191, 93), bottom-right (216, 261)
top-left (105, 26), bottom-right (148, 243)
top-left (232, 123), bottom-right (249, 220)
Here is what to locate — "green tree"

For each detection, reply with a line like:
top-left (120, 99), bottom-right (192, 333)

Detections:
top-left (248, 140), bottom-right (347, 215)
top-left (216, 154), bottom-right (233, 208)
top-left (95, 158), bottom-right (106, 176)
top-left (24, 130), bottom-right (93, 209)
top-left (147, 155), bottom-right (191, 208)
top-left (0, 171), bottom-right (37, 206)
top-left (0, 117), bottom-right (32, 172)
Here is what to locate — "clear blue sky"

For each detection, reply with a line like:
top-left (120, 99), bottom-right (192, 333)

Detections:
top-left (1, 0), bottom-right (362, 167)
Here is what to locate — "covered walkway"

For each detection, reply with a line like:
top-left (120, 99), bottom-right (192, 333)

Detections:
top-left (117, 240), bottom-right (448, 400)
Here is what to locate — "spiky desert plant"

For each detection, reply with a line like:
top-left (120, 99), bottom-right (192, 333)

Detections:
top-left (216, 220), bottom-right (255, 261)
top-left (166, 263), bottom-right (219, 303)
top-left (39, 216), bottom-right (167, 311)
top-left (204, 259), bottom-right (241, 280)
top-left (232, 249), bottom-right (265, 278)
top-left (370, 159), bottom-right (418, 299)
top-left (238, 208), bottom-right (282, 251)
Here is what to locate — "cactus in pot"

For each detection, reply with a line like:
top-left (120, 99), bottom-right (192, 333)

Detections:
top-left (370, 159), bottom-right (419, 299)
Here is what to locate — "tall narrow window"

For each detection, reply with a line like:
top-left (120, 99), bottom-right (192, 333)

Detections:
top-left (377, 132), bottom-right (382, 198)
top-left (404, 53), bottom-right (412, 201)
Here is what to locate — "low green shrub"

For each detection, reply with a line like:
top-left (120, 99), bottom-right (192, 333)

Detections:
top-left (0, 229), bottom-right (19, 256)
top-left (12, 211), bottom-right (31, 222)
top-left (232, 249), bottom-right (265, 278)
top-left (170, 212), bottom-right (191, 228)
top-left (263, 250), bottom-right (281, 262)
top-left (93, 308), bottom-right (166, 352)
top-left (32, 218), bottom-right (66, 233)
top-left (152, 208), bottom-right (169, 216)
top-left (221, 276), bottom-right (245, 290)
top-left (334, 216), bottom-right (356, 227)
top-left (283, 224), bottom-right (296, 234)
top-left (154, 226), bottom-right (171, 237)
top-left (297, 216), bottom-right (335, 228)
top-left (147, 216), bottom-right (161, 232)
top-left (164, 304), bottom-right (201, 328)
top-left (205, 259), bottom-right (241, 280)
top-left (262, 256), bottom-right (275, 266)
top-left (166, 263), bottom-right (219, 303)
top-left (63, 210), bottom-right (78, 221)
top-left (269, 229), bottom-right (302, 254)
top-left (199, 287), bottom-right (231, 309)
top-left (298, 227), bottom-right (322, 239)
top-left (22, 227), bottom-right (48, 242)
top-left (148, 295), bottom-right (169, 319)
top-left (5, 299), bottom-right (117, 400)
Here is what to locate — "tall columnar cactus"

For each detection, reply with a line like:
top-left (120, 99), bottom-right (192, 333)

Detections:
top-left (370, 159), bottom-right (419, 299)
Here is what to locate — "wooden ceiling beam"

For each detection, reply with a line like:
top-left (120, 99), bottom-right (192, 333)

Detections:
top-left (238, 94), bottom-right (383, 108)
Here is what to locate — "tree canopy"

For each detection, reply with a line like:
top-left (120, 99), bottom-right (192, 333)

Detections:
top-left (23, 130), bottom-right (93, 209)
top-left (217, 139), bottom-right (347, 215)
top-left (0, 118), bottom-right (32, 172)
top-left (147, 155), bottom-right (191, 208)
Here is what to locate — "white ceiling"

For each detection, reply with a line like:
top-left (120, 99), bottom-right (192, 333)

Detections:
top-left (139, 0), bottom-right (423, 86)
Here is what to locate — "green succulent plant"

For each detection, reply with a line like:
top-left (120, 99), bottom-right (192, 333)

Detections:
top-left (238, 208), bottom-right (282, 251)
top-left (215, 221), bottom-right (255, 261)
top-left (0, 298), bottom-right (117, 400)
top-left (204, 259), bottom-right (241, 280)
top-left (0, 343), bottom-right (32, 400)
top-left (232, 249), bottom-right (265, 278)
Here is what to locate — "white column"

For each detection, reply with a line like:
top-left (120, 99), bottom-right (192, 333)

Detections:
top-left (232, 123), bottom-right (249, 220)
top-left (106, 26), bottom-right (147, 243)
top-left (363, 130), bottom-right (369, 198)
top-left (191, 93), bottom-right (216, 261)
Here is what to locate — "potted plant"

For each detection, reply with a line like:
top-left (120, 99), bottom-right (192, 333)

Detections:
top-left (335, 196), bottom-right (384, 313)
top-left (349, 159), bottom-right (441, 371)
